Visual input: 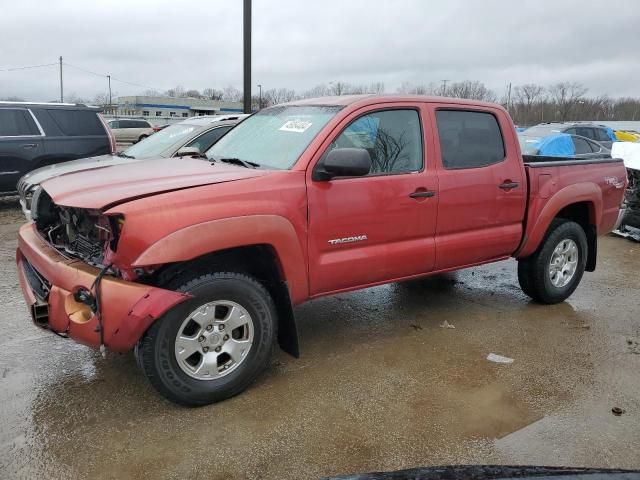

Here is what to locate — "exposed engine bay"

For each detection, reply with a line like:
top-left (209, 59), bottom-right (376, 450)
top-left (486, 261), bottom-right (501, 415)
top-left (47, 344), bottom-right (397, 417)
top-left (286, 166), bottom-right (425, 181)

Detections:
top-left (614, 167), bottom-right (640, 242)
top-left (32, 188), bottom-right (121, 267)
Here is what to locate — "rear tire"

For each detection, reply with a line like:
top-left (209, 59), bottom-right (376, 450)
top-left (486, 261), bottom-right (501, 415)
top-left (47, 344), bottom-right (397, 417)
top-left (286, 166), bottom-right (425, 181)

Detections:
top-left (137, 134), bottom-right (148, 143)
top-left (137, 272), bottom-right (277, 406)
top-left (517, 219), bottom-right (588, 304)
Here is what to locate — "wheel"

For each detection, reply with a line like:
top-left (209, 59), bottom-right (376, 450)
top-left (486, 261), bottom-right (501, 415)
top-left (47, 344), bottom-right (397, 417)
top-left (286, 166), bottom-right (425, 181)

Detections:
top-left (137, 134), bottom-right (148, 143)
top-left (517, 219), bottom-right (588, 304)
top-left (137, 272), bottom-right (277, 406)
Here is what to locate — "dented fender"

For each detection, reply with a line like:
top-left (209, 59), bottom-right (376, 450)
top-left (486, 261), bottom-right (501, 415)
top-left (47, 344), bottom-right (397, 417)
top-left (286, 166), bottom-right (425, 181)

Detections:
top-left (132, 215), bottom-right (309, 304)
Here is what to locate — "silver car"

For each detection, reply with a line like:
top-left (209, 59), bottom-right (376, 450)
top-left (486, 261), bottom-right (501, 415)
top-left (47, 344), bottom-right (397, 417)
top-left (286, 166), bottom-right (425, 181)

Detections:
top-left (18, 116), bottom-right (241, 219)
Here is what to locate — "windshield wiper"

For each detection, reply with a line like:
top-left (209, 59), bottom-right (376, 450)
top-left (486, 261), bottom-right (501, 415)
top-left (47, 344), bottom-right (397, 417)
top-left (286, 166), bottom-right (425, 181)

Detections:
top-left (117, 152), bottom-right (135, 159)
top-left (214, 157), bottom-right (260, 169)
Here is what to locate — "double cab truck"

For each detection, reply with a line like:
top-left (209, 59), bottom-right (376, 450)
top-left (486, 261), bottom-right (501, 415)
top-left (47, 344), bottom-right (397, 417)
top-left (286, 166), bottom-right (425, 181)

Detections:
top-left (16, 95), bottom-right (627, 405)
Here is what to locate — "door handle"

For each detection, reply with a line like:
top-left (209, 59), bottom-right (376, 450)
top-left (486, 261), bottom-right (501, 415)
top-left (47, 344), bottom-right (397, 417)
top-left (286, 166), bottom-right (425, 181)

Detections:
top-left (409, 190), bottom-right (436, 199)
top-left (499, 181), bottom-right (519, 190)
top-left (21, 143), bottom-right (37, 149)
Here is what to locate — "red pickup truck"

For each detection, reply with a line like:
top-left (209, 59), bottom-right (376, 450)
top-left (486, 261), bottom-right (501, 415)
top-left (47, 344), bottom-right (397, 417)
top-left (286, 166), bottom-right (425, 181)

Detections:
top-left (16, 95), bottom-right (627, 405)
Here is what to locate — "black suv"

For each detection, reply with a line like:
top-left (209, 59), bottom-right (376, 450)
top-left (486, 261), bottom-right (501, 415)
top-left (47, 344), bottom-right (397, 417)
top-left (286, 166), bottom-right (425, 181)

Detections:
top-left (0, 102), bottom-right (113, 194)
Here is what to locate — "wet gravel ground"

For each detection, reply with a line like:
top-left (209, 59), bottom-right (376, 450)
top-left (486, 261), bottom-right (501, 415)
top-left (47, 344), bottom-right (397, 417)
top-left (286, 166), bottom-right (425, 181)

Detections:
top-left (0, 196), bottom-right (639, 479)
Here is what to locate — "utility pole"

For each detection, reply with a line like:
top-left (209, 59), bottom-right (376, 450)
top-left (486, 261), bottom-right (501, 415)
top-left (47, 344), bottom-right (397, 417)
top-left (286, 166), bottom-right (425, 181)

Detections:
top-left (257, 84), bottom-right (262, 109)
top-left (440, 79), bottom-right (448, 96)
top-left (107, 75), bottom-right (112, 107)
top-left (243, 0), bottom-right (252, 114)
top-left (59, 56), bottom-right (64, 102)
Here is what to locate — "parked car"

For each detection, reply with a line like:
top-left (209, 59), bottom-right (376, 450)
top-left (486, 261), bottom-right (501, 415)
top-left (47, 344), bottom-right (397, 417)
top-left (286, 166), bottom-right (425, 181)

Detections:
top-left (17, 117), bottom-right (240, 219)
top-left (523, 122), bottom-right (615, 148)
top-left (518, 132), bottom-right (611, 158)
top-left (16, 95), bottom-right (627, 405)
top-left (106, 118), bottom-right (155, 144)
top-left (0, 101), bottom-right (114, 195)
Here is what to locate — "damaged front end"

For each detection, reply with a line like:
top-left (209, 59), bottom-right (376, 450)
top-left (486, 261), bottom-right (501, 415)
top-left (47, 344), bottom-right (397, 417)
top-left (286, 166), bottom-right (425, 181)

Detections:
top-left (31, 187), bottom-right (122, 268)
top-left (614, 168), bottom-right (640, 242)
top-left (16, 187), bottom-right (189, 352)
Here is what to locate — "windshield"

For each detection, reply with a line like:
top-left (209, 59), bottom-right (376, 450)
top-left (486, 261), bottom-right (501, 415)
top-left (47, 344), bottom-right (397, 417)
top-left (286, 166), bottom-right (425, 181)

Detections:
top-left (123, 123), bottom-right (199, 158)
top-left (522, 125), bottom-right (563, 137)
top-left (206, 105), bottom-right (342, 169)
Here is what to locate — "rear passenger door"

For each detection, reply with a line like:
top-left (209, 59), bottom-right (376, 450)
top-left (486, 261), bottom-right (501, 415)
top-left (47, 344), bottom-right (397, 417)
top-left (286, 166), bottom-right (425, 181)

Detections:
top-left (431, 107), bottom-right (526, 270)
top-left (0, 108), bottom-right (44, 192)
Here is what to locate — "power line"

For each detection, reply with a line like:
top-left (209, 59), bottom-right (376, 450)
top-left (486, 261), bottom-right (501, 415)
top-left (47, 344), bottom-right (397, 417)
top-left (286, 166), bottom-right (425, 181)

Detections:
top-left (0, 62), bottom-right (57, 72)
top-left (63, 61), bottom-right (161, 91)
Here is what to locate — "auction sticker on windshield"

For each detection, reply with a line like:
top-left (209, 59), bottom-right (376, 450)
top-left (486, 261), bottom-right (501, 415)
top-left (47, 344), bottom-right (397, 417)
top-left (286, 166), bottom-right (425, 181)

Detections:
top-left (279, 119), bottom-right (313, 133)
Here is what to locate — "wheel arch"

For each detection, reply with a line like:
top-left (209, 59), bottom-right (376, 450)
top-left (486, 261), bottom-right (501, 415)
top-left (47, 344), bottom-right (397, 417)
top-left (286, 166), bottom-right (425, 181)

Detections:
top-left (517, 182), bottom-right (601, 261)
top-left (132, 215), bottom-right (307, 357)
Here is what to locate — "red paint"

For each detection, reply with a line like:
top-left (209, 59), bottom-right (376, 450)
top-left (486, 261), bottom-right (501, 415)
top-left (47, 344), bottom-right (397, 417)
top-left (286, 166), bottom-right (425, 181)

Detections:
top-left (16, 96), bottom-right (628, 352)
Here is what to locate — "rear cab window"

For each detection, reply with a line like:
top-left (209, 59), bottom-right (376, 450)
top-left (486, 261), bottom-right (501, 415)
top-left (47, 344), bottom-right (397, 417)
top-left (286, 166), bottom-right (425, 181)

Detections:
top-left (43, 109), bottom-right (105, 136)
top-left (435, 109), bottom-right (505, 169)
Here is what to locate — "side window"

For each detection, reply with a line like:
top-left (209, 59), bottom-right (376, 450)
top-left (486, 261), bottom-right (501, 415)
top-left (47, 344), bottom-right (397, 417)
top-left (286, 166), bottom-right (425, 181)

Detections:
top-left (585, 139), bottom-right (601, 153)
top-left (323, 109), bottom-right (423, 175)
top-left (0, 109), bottom-right (39, 136)
top-left (187, 126), bottom-right (232, 153)
top-left (564, 128), bottom-right (577, 135)
top-left (108, 120), bottom-right (119, 129)
top-left (572, 136), bottom-right (593, 154)
top-left (594, 128), bottom-right (610, 142)
top-left (47, 109), bottom-right (105, 136)
top-left (576, 127), bottom-right (594, 139)
top-left (435, 110), bottom-right (505, 169)
top-left (155, 111), bottom-right (162, 117)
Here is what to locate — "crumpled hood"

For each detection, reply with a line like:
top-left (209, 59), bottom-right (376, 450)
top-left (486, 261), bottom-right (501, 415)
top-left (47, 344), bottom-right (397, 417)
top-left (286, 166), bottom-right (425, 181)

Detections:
top-left (20, 154), bottom-right (137, 192)
top-left (41, 157), bottom-right (271, 210)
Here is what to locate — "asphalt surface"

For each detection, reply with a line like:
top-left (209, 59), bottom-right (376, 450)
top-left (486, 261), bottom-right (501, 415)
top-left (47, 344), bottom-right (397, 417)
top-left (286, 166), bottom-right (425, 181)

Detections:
top-left (0, 196), bottom-right (638, 479)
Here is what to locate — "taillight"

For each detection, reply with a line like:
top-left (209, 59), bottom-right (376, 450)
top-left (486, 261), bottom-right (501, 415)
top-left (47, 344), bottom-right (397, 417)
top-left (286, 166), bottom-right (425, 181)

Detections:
top-left (98, 113), bottom-right (117, 154)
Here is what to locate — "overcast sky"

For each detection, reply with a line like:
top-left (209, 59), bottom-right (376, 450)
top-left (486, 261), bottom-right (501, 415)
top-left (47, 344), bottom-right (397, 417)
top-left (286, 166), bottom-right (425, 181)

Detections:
top-left (1, 0), bottom-right (639, 102)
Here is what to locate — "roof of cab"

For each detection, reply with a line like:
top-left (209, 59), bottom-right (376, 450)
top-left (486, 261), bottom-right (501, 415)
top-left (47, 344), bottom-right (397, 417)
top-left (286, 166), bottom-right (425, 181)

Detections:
top-left (282, 94), bottom-right (505, 111)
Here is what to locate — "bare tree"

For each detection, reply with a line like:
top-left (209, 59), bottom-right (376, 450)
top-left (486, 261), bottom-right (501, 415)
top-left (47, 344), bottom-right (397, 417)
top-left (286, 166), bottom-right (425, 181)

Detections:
top-left (329, 81), bottom-right (349, 96)
top-left (222, 86), bottom-right (242, 102)
top-left (513, 84), bottom-right (546, 125)
top-left (263, 88), bottom-right (297, 106)
top-left (0, 95), bottom-right (25, 101)
top-left (301, 84), bottom-right (331, 98)
top-left (185, 89), bottom-right (202, 98)
top-left (396, 81), bottom-right (437, 95)
top-left (447, 81), bottom-right (497, 102)
top-left (165, 85), bottom-right (186, 98)
top-left (202, 88), bottom-right (223, 100)
top-left (548, 82), bottom-right (588, 121)
top-left (368, 82), bottom-right (385, 94)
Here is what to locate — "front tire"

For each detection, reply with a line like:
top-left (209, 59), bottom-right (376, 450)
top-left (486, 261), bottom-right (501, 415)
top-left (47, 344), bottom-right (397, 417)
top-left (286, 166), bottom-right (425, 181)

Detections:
top-left (517, 219), bottom-right (588, 304)
top-left (137, 272), bottom-right (277, 406)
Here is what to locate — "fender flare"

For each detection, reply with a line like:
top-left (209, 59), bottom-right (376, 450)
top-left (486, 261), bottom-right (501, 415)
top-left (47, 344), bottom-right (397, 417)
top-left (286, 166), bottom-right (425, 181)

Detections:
top-left (516, 182), bottom-right (601, 258)
top-left (132, 215), bottom-right (308, 304)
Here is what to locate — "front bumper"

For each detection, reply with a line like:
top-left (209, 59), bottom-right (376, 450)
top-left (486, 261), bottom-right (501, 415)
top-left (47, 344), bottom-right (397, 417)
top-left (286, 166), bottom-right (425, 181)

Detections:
top-left (16, 223), bottom-right (189, 352)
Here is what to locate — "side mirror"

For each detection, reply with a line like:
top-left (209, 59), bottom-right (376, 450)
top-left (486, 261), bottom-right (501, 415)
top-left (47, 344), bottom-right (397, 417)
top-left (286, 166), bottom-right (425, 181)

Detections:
top-left (314, 148), bottom-right (371, 181)
top-left (176, 146), bottom-right (201, 157)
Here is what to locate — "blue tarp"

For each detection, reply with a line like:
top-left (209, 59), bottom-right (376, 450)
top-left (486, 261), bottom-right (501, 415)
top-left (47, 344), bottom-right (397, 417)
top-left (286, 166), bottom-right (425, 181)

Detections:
top-left (605, 126), bottom-right (617, 141)
top-left (533, 133), bottom-right (575, 156)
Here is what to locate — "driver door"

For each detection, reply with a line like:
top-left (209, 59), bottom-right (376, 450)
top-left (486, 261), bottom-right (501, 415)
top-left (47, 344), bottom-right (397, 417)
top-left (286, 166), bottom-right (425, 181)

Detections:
top-left (306, 105), bottom-right (438, 296)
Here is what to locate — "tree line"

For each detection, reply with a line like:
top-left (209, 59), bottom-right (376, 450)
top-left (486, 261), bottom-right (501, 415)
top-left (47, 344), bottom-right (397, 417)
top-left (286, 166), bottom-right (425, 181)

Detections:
top-left (149, 80), bottom-right (640, 125)
top-left (5, 80), bottom-right (640, 125)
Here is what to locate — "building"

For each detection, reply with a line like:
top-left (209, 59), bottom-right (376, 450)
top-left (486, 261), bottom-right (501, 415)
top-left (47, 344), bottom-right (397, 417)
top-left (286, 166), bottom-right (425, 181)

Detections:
top-left (107, 95), bottom-right (244, 119)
